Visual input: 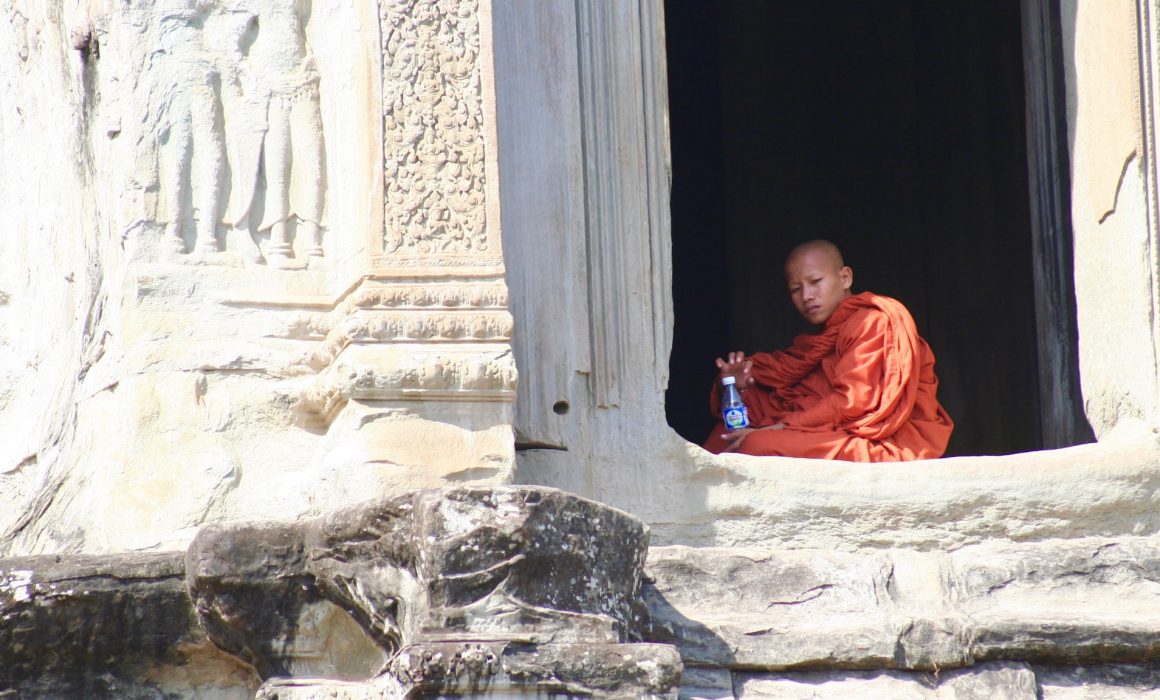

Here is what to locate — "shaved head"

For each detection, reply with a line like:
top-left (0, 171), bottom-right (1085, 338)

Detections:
top-left (785, 239), bottom-right (845, 271)
top-left (784, 239), bottom-right (853, 325)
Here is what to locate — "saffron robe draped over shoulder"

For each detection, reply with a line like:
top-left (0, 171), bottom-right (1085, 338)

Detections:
top-left (702, 292), bottom-right (953, 461)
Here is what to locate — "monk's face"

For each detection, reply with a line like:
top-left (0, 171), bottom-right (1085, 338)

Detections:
top-left (785, 248), bottom-right (853, 325)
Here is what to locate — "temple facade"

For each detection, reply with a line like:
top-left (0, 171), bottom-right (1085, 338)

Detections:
top-left (2, 0), bottom-right (1160, 697)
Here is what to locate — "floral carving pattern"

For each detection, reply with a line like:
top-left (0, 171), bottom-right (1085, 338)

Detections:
top-left (340, 312), bottom-right (513, 343)
top-left (355, 283), bottom-right (508, 309)
top-left (380, 0), bottom-right (488, 259)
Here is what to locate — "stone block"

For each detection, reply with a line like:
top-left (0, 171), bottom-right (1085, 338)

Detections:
top-left (734, 661), bottom-right (1037, 699)
top-left (1035, 662), bottom-right (1160, 698)
top-left (679, 666), bottom-right (734, 699)
top-left (646, 539), bottom-right (1160, 674)
top-left (0, 551), bottom-right (256, 698)
top-left (187, 486), bottom-right (652, 682)
top-left (256, 641), bottom-right (682, 699)
top-left (949, 538), bottom-right (1160, 663)
top-left (643, 545), bottom-right (950, 670)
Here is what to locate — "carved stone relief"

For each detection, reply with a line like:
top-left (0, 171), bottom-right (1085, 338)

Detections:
top-left (378, 0), bottom-right (500, 270)
top-left (222, 0), bottom-right (327, 267)
top-left (82, 0), bottom-right (513, 419)
top-left (0, 0), bottom-right (515, 558)
top-left (96, 0), bottom-right (328, 267)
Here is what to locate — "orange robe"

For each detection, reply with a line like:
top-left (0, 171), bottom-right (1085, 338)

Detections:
top-left (702, 292), bottom-right (953, 461)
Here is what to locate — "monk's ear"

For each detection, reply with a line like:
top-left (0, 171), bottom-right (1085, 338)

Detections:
top-left (839, 266), bottom-right (853, 291)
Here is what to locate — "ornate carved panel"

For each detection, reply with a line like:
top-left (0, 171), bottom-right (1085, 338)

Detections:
top-left (289, 276), bottom-right (515, 421)
top-left (377, 0), bottom-right (503, 273)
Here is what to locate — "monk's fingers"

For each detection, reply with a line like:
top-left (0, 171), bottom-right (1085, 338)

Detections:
top-left (740, 362), bottom-right (754, 387)
top-left (714, 357), bottom-right (726, 369)
top-left (720, 429), bottom-right (751, 452)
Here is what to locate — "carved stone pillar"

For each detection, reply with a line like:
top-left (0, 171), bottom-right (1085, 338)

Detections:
top-left (261, 0), bottom-right (519, 505)
top-left (292, 0), bottom-right (516, 472)
top-left (317, 0), bottom-right (517, 414)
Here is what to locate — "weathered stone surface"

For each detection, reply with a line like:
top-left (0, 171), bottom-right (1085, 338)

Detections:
top-left (950, 538), bottom-right (1160, 663)
top-left (0, 0), bottom-right (516, 560)
top-left (644, 432), bottom-right (1160, 551)
top-left (1064, 0), bottom-right (1160, 439)
top-left (12, 532), bottom-right (1160, 698)
top-left (188, 486), bottom-right (650, 681)
top-left (733, 662), bottom-right (1037, 699)
top-left (313, 486), bottom-right (649, 645)
top-left (256, 641), bottom-right (682, 699)
top-left (678, 667), bottom-right (734, 700)
top-left (646, 538), bottom-right (1160, 673)
top-left (256, 678), bottom-right (388, 700)
top-left (2, 486), bottom-right (671, 696)
top-left (3, 0), bottom-right (1160, 593)
top-left (1036, 662), bottom-right (1160, 698)
top-left (499, 642), bottom-right (681, 697)
top-left (0, 551), bottom-right (256, 698)
top-left (643, 545), bottom-right (969, 671)
top-left (1, 0), bottom-right (1160, 698)
top-left (186, 521), bottom-right (387, 681)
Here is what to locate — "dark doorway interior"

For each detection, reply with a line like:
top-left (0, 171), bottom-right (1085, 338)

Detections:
top-left (665, 0), bottom-right (1082, 456)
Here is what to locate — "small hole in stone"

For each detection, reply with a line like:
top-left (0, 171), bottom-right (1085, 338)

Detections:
top-left (552, 400), bottom-right (570, 415)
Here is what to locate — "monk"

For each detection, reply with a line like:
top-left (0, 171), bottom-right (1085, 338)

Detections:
top-left (702, 240), bottom-right (953, 461)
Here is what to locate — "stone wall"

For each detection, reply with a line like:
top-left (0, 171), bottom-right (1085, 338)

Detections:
top-left (0, 0), bottom-right (515, 556)
top-left (7, 488), bottom-right (1160, 698)
top-left (4, 0), bottom-right (1160, 697)
top-left (1063, 0), bottom-right (1160, 439)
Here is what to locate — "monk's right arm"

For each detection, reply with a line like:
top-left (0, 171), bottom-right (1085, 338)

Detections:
top-left (700, 352), bottom-right (784, 424)
top-left (710, 351), bottom-right (782, 426)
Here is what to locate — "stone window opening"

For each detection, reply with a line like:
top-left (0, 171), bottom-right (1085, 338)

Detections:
top-left (663, 0), bottom-right (1095, 457)
top-left (495, 0), bottom-right (1160, 549)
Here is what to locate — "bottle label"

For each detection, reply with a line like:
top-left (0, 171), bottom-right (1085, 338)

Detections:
top-left (724, 406), bottom-right (749, 431)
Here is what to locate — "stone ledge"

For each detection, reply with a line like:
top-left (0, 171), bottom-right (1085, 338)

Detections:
top-left (731, 661), bottom-right (1036, 699)
top-left (8, 496), bottom-right (1160, 697)
top-left (681, 662), bottom-right (1160, 699)
top-left (646, 536), bottom-right (1160, 672)
top-left (665, 432), bottom-right (1160, 551)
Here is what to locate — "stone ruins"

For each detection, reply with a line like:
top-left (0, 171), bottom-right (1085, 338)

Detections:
top-left (2, 0), bottom-right (1160, 698)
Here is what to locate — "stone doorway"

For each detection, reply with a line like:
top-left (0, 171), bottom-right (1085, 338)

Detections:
top-left (664, 0), bottom-right (1095, 456)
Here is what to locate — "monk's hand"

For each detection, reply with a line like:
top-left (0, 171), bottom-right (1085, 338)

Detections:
top-left (720, 423), bottom-right (786, 452)
top-left (714, 351), bottom-right (754, 390)
top-left (720, 427), bottom-right (754, 453)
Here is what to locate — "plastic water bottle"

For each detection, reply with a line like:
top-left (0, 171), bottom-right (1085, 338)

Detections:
top-left (720, 376), bottom-right (750, 430)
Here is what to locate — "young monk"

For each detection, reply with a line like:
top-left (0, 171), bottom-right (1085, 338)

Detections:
top-left (702, 240), bottom-right (953, 461)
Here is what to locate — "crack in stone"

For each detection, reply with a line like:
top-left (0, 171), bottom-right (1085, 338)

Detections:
top-left (1098, 150), bottom-right (1137, 224)
top-left (764, 583), bottom-right (833, 609)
